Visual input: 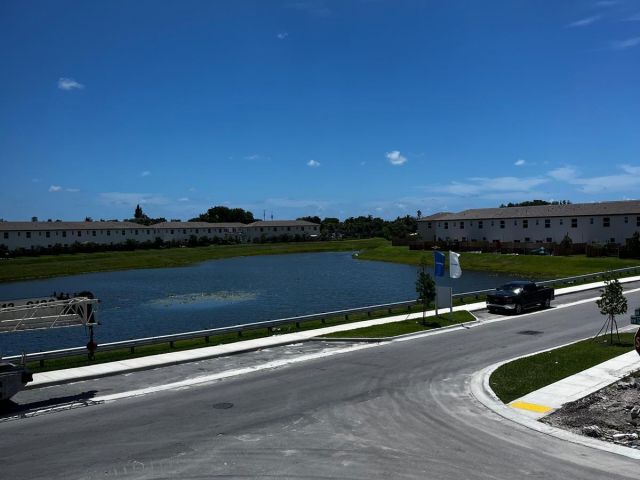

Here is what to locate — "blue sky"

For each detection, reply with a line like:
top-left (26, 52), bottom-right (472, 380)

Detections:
top-left (1, 0), bottom-right (639, 221)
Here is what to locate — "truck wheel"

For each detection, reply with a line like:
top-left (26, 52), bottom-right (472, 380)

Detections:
top-left (515, 304), bottom-right (523, 315)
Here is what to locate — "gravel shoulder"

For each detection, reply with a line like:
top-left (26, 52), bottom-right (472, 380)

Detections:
top-left (542, 370), bottom-right (640, 449)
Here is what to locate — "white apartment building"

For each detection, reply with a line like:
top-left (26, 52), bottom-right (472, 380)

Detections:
top-left (0, 220), bottom-right (320, 251)
top-left (418, 200), bottom-right (640, 245)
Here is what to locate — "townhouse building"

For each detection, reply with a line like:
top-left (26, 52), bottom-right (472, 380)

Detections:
top-left (418, 200), bottom-right (640, 245)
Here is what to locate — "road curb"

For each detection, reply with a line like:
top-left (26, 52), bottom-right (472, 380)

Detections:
top-left (26, 277), bottom-right (640, 390)
top-left (469, 338), bottom-right (640, 460)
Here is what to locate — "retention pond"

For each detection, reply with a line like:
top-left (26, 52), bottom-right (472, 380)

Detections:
top-left (0, 252), bottom-right (522, 355)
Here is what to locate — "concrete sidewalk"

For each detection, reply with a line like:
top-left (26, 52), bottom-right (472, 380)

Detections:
top-left (509, 350), bottom-right (640, 419)
top-left (29, 275), bottom-right (640, 389)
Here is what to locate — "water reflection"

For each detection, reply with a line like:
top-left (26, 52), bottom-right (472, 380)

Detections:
top-left (0, 252), bottom-right (522, 355)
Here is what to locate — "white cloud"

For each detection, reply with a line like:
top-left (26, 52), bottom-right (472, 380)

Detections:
top-left (432, 176), bottom-right (548, 196)
top-left (32, 178), bottom-right (41, 183)
top-left (140, 170), bottom-right (151, 177)
top-left (49, 185), bottom-right (62, 192)
top-left (99, 192), bottom-right (170, 207)
top-left (307, 159), bottom-right (321, 168)
top-left (620, 164), bottom-right (640, 175)
top-left (567, 15), bottom-right (601, 27)
top-left (178, 197), bottom-right (189, 202)
top-left (276, 32), bottom-right (289, 40)
top-left (514, 159), bottom-right (526, 166)
top-left (547, 164), bottom-right (640, 194)
top-left (57, 77), bottom-right (84, 91)
top-left (612, 37), bottom-right (640, 49)
top-left (386, 150), bottom-right (407, 166)
top-left (548, 166), bottom-right (579, 181)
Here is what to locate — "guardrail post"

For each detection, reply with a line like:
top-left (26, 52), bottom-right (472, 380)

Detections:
top-left (321, 318), bottom-right (326, 324)
top-left (268, 327), bottom-right (273, 335)
top-left (238, 331), bottom-right (242, 337)
top-left (295, 322), bottom-right (300, 329)
top-left (388, 308), bottom-right (392, 314)
top-left (130, 346), bottom-right (135, 354)
top-left (367, 311), bottom-right (371, 318)
top-left (205, 336), bottom-right (210, 343)
top-left (169, 341), bottom-right (174, 348)
top-left (40, 359), bottom-right (44, 368)
top-left (344, 314), bottom-right (349, 321)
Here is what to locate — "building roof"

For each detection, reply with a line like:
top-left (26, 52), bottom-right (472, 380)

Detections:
top-left (418, 200), bottom-right (640, 222)
top-left (247, 220), bottom-right (319, 227)
top-left (0, 221), bottom-right (142, 231)
top-left (152, 222), bottom-right (245, 229)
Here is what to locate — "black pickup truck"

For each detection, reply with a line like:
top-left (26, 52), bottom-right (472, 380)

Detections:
top-left (486, 281), bottom-right (554, 315)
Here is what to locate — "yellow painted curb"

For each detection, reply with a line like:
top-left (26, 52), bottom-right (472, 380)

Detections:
top-left (509, 400), bottom-right (553, 414)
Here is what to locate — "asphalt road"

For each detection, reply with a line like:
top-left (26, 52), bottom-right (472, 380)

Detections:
top-left (2, 284), bottom-right (640, 479)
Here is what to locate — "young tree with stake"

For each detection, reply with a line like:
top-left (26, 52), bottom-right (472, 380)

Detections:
top-left (416, 257), bottom-right (436, 326)
top-left (595, 278), bottom-right (628, 344)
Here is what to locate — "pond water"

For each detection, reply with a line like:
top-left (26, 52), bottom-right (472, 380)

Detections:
top-left (0, 252), bottom-right (524, 356)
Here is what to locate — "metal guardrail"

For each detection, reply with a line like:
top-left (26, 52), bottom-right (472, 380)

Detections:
top-left (4, 265), bottom-right (640, 366)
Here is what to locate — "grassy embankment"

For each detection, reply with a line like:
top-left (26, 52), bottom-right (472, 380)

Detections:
top-left (490, 333), bottom-right (636, 404)
top-left (357, 244), bottom-right (640, 279)
top-left (26, 303), bottom-right (472, 373)
top-left (2, 239), bottom-right (639, 283)
top-left (322, 310), bottom-right (475, 338)
top-left (0, 238), bottom-right (388, 283)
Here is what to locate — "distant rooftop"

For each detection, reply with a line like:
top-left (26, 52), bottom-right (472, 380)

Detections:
top-left (420, 200), bottom-right (640, 221)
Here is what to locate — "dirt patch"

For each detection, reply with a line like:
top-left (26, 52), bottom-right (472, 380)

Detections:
top-left (542, 371), bottom-right (640, 449)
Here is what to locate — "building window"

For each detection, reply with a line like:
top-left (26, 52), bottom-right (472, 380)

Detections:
top-left (478, 220), bottom-right (483, 229)
top-left (46, 231), bottom-right (50, 238)
top-left (524, 237), bottom-right (530, 242)
top-left (170, 229), bottom-right (174, 234)
top-left (77, 231), bottom-right (82, 237)
top-left (444, 222), bottom-right (448, 230)
top-left (427, 222), bottom-right (432, 228)
top-left (195, 229), bottom-right (199, 234)
top-left (559, 219), bottom-right (563, 225)
top-left (514, 240), bottom-right (520, 243)
top-left (536, 219), bottom-right (539, 226)
top-left (610, 238), bottom-right (616, 243)
top-left (183, 229), bottom-right (187, 234)
top-left (260, 227), bottom-right (264, 232)
top-left (603, 217), bottom-right (610, 227)
top-left (545, 219), bottom-right (550, 228)
top-left (523, 220), bottom-right (528, 229)
top-left (491, 221), bottom-right (494, 226)
top-left (92, 230), bottom-right (96, 237)
top-left (514, 220), bottom-right (517, 226)
top-left (624, 216), bottom-right (628, 224)
top-left (121, 230), bottom-right (125, 236)
top-left (3, 232), bottom-right (7, 239)
top-left (500, 220), bottom-right (505, 229)
top-left (107, 230), bottom-right (110, 236)
top-left (637, 216), bottom-right (640, 227)
top-left (571, 218), bottom-right (577, 228)
top-left (460, 221), bottom-right (464, 229)
top-left (208, 229), bottom-right (211, 233)
top-left (26, 232), bottom-right (31, 238)
top-left (546, 237), bottom-right (552, 243)
top-left (590, 218), bottom-right (594, 225)
top-left (135, 230), bottom-right (139, 235)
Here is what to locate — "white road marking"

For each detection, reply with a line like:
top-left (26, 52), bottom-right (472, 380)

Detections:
top-left (29, 286), bottom-right (640, 407)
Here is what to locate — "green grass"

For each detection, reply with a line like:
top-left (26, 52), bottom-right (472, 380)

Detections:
top-left (3, 239), bottom-right (638, 283)
top-left (358, 244), bottom-right (640, 279)
top-left (25, 300), bottom-right (449, 373)
top-left (322, 310), bottom-right (475, 338)
top-left (0, 238), bottom-right (387, 283)
top-left (490, 333), bottom-right (636, 404)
